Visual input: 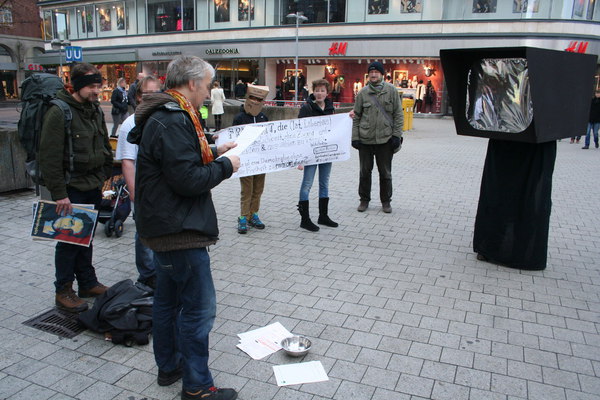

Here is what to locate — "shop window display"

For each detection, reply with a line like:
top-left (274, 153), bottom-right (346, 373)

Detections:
top-left (215, 0), bottom-right (230, 22)
top-left (77, 6), bottom-right (95, 36)
top-left (238, 0), bottom-right (254, 21)
top-left (281, 0), bottom-right (346, 24)
top-left (116, 5), bottom-right (125, 30)
top-left (472, 0), bottom-right (497, 13)
top-left (46, 10), bottom-right (69, 40)
top-left (148, 0), bottom-right (194, 32)
top-left (98, 6), bottom-right (112, 31)
top-left (401, 0), bottom-right (421, 13)
top-left (43, 10), bottom-right (53, 40)
top-left (512, 0), bottom-right (540, 13)
top-left (368, 0), bottom-right (389, 14)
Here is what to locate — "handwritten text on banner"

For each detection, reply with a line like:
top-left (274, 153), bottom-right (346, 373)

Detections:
top-left (216, 113), bottom-right (352, 178)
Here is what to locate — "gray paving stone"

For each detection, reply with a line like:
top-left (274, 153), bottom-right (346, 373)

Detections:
top-left (50, 372), bottom-right (96, 397)
top-left (557, 355), bottom-right (595, 376)
top-left (0, 375), bottom-right (31, 399)
top-left (347, 330), bottom-right (381, 349)
top-left (491, 373), bottom-right (528, 397)
top-left (112, 368), bottom-right (156, 393)
top-left (528, 381), bottom-right (567, 400)
top-left (75, 381), bottom-right (124, 400)
top-left (6, 383), bottom-right (57, 400)
top-left (578, 374), bottom-right (600, 396)
top-left (454, 366), bottom-right (491, 390)
top-left (395, 373), bottom-right (434, 398)
top-left (420, 360), bottom-right (457, 383)
top-left (3, 356), bottom-right (48, 379)
top-left (328, 360), bottom-right (367, 382)
top-left (239, 379), bottom-right (280, 400)
top-left (371, 387), bottom-right (411, 400)
top-left (355, 348), bottom-right (392, 369)
top-left (430, 381), bottom-right (470, 400)
top-left (333, 380), bottom-right (376, 399)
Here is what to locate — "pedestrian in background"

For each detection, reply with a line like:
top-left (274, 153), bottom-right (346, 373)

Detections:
top-left (110, 77), bottom-right (129, 137)
top-left (352, 61), bottom-right (403, 214)
top-left (582, 94), bottom-right (600, 149)
top-left (297, 79), bottom-right (338, 232)
top-left (127, 72), bottom-right (144, 113)
top-left (234, 79), bottom-right (247, 99)
top-left (210, 81), bottom-right (225, 132)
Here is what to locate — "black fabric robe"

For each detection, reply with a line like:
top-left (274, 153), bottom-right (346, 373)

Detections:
top-left (473, 139), bottom-right (556, 270)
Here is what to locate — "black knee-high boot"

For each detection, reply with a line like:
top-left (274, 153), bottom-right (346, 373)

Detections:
top-left (298, 200), bottom-right (319, 232)
top-left (317, 197), bottom-right (338, 227)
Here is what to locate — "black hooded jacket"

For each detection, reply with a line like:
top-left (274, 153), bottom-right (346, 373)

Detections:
top-left (128, 93), bottom-right (233, 247)
top-left (232, 104), bottom-right (269, 126)
top-left (298, 94), bottom-right (335, 118)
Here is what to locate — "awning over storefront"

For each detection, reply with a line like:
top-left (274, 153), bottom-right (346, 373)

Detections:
top-left (0, 62), bottom-right (17, 71)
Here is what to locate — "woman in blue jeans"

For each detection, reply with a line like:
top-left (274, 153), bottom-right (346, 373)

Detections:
top-left (297, 79), bottom-right (339, 231)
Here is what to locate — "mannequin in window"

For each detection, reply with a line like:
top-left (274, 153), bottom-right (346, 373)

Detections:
top-left (353, 78), bottom-right (362, 100)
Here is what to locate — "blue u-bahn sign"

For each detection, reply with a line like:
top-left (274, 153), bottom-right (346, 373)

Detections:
top-left (65, 46), bottom-right (83, 62)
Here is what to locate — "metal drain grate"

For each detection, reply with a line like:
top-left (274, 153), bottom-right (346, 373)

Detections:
top-left (23, 308), bottom-right (86, 339)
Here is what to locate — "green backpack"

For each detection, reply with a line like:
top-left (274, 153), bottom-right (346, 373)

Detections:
top-left (18, 73), bottom-right (74, 190)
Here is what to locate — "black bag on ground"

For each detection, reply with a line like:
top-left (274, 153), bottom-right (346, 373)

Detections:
top-left (78, 279), bottom-right (153, 346)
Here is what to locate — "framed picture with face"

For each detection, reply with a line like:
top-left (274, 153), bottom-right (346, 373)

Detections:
top-left (393, 70), bottom-right (409, 86)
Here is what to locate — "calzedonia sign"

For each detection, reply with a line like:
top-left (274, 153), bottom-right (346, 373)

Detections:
top-left (206, 48), bottom-right (240, 55)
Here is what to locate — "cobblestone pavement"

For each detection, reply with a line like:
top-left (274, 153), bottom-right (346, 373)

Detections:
top-left (1, 118), bottom-right (599, 400)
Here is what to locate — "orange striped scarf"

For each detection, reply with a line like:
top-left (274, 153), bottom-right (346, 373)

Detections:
top-left (165, 89), bottom-right (214, 165)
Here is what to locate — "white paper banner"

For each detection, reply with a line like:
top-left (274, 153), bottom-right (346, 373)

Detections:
top-left (215, 113), bottom-right (352, 178)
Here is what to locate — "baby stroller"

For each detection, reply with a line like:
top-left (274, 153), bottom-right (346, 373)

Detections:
top-left (99, 166), bottom-right (131, 238)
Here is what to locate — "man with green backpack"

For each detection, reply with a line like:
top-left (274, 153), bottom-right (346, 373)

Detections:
top-left (37, 63), bottom-right (113, 312)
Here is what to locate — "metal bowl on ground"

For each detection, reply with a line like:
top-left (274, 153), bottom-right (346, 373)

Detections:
top-left (280, 335), bottom-right (312, 357)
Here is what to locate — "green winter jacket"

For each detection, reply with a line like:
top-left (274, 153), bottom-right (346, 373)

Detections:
top-left (39, 89), bottom-right (113, 200)
top-left (352, 81), bottom-right (403, 144)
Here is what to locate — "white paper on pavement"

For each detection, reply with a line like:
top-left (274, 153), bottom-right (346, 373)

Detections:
top-left (236, 322), bottom-right (293, 360)
top-left (215, 113), bottom-right (352, 178)
top-left (273, 361), bottom-right (329, 386)
top-left (217, 125), bottom-right (266, 159)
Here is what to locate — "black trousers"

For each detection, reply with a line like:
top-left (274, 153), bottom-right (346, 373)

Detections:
top-left (54, 187), bottom-right (101, 291)
top-left (358, 143), bottom-right (394, 203)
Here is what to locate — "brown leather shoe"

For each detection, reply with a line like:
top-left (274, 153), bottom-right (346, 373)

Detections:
top-left (78, 283), bottom-right (108, 298)
top-left (56, 284), bottom-right (88, 313)
top-left (382, 202), bottom-right (392, 213)
top-left (357, 201), bottom-right (369, 212)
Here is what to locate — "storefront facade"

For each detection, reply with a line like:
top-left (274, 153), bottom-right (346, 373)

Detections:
top-left (35, 0), bottom-right (600, 112)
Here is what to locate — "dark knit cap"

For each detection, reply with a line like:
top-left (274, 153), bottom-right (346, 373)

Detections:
top-left (368, 61), bottom-right (385, 75)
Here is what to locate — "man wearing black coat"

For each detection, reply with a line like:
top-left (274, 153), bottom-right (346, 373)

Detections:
top-left (129, 55), bottom-right (240, 400)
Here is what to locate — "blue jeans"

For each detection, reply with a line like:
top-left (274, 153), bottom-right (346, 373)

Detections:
top-left (585, 122), bottom-right (600, 147)
top-left (299, 163), bottom-right (332, 201)
top-left (54, 187), bottom-right (101, 291)
top-left (135, 232), bottom-right (156, 281)
top-left (153, 247), bottom-right (216, 392)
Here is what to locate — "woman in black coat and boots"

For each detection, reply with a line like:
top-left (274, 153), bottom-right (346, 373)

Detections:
top-left (297, 79), bottom-right (338, 231)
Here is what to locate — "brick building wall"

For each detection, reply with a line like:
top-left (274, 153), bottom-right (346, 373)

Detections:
top-left (0, 0), bottom-right (42, 38)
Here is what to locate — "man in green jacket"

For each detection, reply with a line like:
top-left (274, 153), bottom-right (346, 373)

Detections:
top-left (352, 61), bottom-right (403, 214)
top-left (39, 62), bottom-right (113, 312)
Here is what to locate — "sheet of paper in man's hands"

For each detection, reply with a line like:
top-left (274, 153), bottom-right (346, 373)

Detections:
top-left (217, 125), bottom-right (265, 158)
